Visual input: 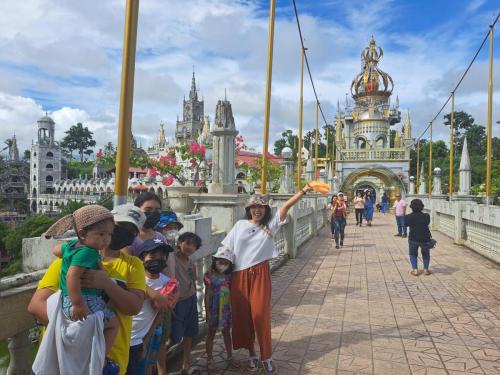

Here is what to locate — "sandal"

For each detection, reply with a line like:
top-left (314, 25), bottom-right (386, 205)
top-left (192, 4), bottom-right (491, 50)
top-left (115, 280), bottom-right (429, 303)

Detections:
top-left (227, 356), bottom-right (240, 368)
top-left (423, 269), bottom-right (431, 275)
top-left (181, 366), bottom-right (201, 375)
top-left (262, 359), bottom-right (278, 375)
top-left (410, 269), bottom-right (419, 276)
top-left (247, 356), bottom-right (259, 372)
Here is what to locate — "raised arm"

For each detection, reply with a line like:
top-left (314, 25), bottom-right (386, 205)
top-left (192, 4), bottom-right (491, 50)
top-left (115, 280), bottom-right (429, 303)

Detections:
top-left (279, 184), bottom-right (314, 222)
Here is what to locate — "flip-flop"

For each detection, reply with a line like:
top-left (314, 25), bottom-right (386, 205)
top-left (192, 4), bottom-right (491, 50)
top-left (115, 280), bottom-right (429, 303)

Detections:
top-left (181, 366), bottom-right (201, 375)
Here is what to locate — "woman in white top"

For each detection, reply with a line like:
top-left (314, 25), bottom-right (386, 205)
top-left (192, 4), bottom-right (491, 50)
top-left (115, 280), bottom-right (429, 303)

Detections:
top-left (221, 185), bottom-right (314, 375)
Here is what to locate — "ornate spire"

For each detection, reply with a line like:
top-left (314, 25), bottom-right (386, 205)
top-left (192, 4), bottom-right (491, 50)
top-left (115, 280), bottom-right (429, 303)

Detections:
top-left (459, 137), bottom-right (471, 171)
top-left (189, 70), bottom-right (197, 101)
top-left (335, 101), bottom-right (344, 147)
top-left (394, 129), bottom-right (400, 148)
top-left (403, 110), bottom-right (412, 139)
top-left (350, 36), bottom-right (393, 98)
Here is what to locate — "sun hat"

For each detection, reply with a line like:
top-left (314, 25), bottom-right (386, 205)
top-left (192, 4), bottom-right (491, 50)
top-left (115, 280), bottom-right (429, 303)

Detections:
top-left (111, 203), bottom-right (146, 231)
top-left (155, 211), bottom-right (184, 231)
top-left (245, 194), bottom-right (269, 208)
top-left (138, 239), bottom-right (174, 258)
top-left (44, 205), bottom-right (113, 238)
top-left (213, 246), bottom-right (235, 264)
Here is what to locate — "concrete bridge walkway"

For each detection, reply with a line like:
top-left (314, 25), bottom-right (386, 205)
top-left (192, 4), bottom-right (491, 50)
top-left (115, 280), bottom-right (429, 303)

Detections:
top-left (168, 213), bottom-right (500, 375)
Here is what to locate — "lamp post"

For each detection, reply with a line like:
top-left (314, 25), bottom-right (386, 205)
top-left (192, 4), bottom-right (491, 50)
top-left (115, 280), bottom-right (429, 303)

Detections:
top-left (260, 0), bottom-right (276, 194)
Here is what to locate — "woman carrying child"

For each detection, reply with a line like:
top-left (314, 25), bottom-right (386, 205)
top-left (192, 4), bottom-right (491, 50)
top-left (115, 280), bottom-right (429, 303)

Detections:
top-left (204, 246), bottom-right (238, 371)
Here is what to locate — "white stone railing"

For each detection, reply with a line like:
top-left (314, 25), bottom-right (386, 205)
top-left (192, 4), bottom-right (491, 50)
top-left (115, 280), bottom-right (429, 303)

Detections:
top-left (406, 194), bottom-right (500, 264)
top-left (0, 194), bottom-right (328, 373)
top-left (339, 148), bottom-right (406, 161)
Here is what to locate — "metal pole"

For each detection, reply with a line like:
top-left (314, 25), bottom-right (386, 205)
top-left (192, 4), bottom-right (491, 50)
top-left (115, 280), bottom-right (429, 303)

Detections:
top-left (428, 122), bottom-right (433, 196)
top-left (114, 0), bottom-right (139, 208)
top-left (314, 101), bottom-right (319, 178)
top-left (260, 0), bottom-right (276, 195)
top-left (486, 25), bottom-right (494, 204)
top-left (416, 140), bottom-right (420, 185)
top-left (297, 47), bottom-right (305, 192)
top-left (449, 92), bottom-right (455, 197)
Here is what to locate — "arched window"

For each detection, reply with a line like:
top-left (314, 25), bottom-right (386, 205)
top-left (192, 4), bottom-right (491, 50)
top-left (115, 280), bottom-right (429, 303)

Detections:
top-left (34, 152), bottom-right (37, 157)
top-left (46, 152), bottom-right (53, 157)
top-left (32, 188), bottom-right (37, 195)
top-left (46, 163), bottom-right (53, 169)
top-left (375, 136), bottom-right (385, 148)
top-left (33, 175), bottom-right (36, 181)
top-left (46, 175), bottom-right (53, 182)
top-left (34, 163), bottom-right (36, 168)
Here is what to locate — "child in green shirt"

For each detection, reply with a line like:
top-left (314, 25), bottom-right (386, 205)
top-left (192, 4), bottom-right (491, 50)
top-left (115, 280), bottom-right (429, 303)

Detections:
top-left (46, 205), bottom-right (120, 360)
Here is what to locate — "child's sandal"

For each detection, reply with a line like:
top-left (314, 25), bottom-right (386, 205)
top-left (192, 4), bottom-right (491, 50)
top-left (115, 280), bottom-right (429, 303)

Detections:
top-left (247, 356), bottom-right (259, 372)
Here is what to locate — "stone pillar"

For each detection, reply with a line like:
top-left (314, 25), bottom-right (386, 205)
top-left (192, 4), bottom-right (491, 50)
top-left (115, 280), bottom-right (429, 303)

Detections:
top-left (305, 157), bottom-right (314, 182)
top-left (208, 99), bottom-right (238, 194)
top-left (418, 162), bottom-right (426, 195)
top-left (332, 176), bottom-right (339, 193)
top-left (458, 137), bottom-right (471, 195)
top-left (409, 176), bottom-right (415, 195)
top-left (432, 167), bottom-right (442, 195)
top-left (279, 147), bottom-right (294, 194)
top-left (7, 330), bottom-right (31, 375)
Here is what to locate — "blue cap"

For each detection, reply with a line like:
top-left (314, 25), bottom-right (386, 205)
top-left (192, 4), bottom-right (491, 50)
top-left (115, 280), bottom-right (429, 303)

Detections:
top-left (155, 212), bottom-right (184, 231)
top-left (138, 239), bottom-right (174, 258)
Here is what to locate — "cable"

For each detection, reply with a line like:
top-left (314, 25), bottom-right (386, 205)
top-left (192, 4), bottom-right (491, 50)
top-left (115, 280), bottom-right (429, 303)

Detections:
top-left (415, 12), bottom-right (499, 142)
top-left (291, 0), bottom-right (341, 154)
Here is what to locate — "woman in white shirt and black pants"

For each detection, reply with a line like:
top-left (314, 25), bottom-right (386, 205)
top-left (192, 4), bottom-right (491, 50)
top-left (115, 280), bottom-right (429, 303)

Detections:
top-left (221, 185), bottom-right (314, 375)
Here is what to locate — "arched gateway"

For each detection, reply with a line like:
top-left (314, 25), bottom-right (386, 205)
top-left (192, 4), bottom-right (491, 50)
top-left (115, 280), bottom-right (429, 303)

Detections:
top-left (332, 36), bottom-right (413, 205)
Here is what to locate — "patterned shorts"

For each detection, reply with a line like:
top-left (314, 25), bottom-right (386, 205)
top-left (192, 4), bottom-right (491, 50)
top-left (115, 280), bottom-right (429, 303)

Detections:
top-left (62, 294), bottom-right (115, 322)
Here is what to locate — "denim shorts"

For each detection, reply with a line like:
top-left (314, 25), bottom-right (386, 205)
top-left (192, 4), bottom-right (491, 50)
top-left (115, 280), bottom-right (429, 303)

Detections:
top-left (170, 294), bottom-right (199, 344)
top-left (62, 294), bottom-right (115, 322)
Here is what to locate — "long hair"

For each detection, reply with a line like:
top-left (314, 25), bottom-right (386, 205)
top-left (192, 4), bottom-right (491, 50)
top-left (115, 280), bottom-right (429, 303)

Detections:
top-left (245, 205), bottom-right (273, 237)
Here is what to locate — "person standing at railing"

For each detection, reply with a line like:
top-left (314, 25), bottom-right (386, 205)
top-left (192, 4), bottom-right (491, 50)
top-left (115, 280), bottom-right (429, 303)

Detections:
top-left (353, 191), bottom-right (365, 226)
top-left (364, 190), bottom-right (375, 226)
top-left (221, 185), bottom-right (314, 375)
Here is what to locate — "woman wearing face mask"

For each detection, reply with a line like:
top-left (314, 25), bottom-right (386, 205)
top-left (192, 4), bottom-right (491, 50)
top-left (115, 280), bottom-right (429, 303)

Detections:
top-left (28, 204), bottom-right (147, 375)
top-left (124, 192), bottom-right (176, 375)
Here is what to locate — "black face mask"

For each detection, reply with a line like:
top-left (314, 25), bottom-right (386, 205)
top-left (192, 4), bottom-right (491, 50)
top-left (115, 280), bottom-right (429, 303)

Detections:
top-left (143, 259), bottom-right (167, 274)
top-left (109, 225), bottom-right (136, 250)
top-left (143, 212), bottom-right (161, 229)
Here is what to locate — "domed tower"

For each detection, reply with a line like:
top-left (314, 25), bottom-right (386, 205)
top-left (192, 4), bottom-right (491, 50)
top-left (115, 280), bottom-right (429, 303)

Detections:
top-left (348, 35), bottom-right (400, 149)
top-left (30, 114), bottom-right (62, 213)
top-left (334, 36), bottom-right (411, 201)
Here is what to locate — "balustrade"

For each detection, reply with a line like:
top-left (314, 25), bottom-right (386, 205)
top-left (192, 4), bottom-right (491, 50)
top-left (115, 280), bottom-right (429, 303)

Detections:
top-left (339, 148), bottom-right (406, 161)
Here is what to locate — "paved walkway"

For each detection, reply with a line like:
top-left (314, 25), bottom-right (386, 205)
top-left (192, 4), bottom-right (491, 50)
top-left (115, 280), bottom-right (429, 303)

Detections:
top-left (168, 213), bottom-right (500, 375)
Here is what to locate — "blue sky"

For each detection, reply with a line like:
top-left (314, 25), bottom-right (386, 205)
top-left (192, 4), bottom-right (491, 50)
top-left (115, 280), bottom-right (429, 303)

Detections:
top-left (0, 0), bottom-right (498, 154)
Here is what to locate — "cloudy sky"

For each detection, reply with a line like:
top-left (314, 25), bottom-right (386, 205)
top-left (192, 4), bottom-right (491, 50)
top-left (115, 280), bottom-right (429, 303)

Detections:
top-left (0, 0), bottom-right (499, 156)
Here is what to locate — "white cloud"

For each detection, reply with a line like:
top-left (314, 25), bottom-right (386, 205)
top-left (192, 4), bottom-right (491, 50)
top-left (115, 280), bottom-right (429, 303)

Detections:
top-left (0, 0), bottom-right (498, 156)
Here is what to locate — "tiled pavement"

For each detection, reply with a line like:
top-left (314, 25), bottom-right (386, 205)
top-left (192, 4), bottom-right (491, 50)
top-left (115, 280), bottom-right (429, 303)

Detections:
top-left (167, 213), bottom-right (500, 375)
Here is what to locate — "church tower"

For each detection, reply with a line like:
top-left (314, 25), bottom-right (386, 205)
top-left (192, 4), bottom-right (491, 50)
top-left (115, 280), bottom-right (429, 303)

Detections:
top-left (175, 71), bottom-right (204, 143)
top-left (29, 115), bottom-right (62, 213)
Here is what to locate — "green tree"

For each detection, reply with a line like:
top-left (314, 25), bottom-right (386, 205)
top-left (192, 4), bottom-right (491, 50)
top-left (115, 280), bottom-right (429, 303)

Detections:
top-left (23, 150), bottom-right (30, 161)
top-left (240, 156), bottom-right (282, 193)
top-left (60, 123), bottom-right (96, 162)
top-left (273, 130), bottom-right (299, 162)
top-left (464, 125), bottom-right (486, 158)
top-left (64, 160), bottom-right (94, 179)
top-left (443, 111), bottom-right (475, 153)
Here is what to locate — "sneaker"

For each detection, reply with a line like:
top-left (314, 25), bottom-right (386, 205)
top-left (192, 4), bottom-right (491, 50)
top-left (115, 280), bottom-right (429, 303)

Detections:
top-left (247, 356), bottom-right (259, 373)
top-left (335, 245), bottom-right (339, 249)
top-left (340, 241), bottom-right (343, 246)
top-left (262, 359), bottom-right (278, 375)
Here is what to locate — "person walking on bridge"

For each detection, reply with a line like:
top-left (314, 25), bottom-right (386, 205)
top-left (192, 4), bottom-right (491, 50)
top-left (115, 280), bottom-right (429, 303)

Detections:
top-left (221, 184), bottom-right (314, 375)
top-left (353, 191), bottom-right (365, 226)
top-left (363, 190), bottom-right (375, 226)
top-left (405, 199), bottom-right (435, 276)
top-left (331, 192), bottom-right (348, 249)
top-left (393, 194), bottom-right (407, 238)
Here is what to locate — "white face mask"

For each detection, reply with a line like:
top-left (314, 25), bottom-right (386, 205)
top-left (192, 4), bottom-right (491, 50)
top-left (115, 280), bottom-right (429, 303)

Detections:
top-left (216, 264), bottom-right (229, 273)
top-left (165, 229), bottom-right (179, 242)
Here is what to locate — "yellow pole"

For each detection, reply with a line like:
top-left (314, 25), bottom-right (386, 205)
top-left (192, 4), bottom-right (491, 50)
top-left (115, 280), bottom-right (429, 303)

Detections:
top-left (486, 24), bottom-right (494, 204)
top-left (296, 47), bottom-right (305, 192)
top-left (449, 92), bottom-right (455, 197)
top-left (428, 122), bottom-right (433, 196)
top-left (260, 0), bottom-right (276, 195)
top-left (114, 0), bottom-right (139, 207)
top-left (314, 101), bottom-right (319, 178)
top-left (416, 140), bottom-right (420, 184)
top-left (326, 123), bottom-right (329, 178)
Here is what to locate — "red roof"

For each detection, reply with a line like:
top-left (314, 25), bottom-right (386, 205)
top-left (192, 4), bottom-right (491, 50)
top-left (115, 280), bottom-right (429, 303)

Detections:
top-left (236, 150), bottom-right (283, 167)
top-left (108, 166), bottom-right (148, 174)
